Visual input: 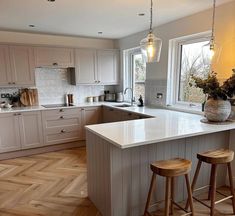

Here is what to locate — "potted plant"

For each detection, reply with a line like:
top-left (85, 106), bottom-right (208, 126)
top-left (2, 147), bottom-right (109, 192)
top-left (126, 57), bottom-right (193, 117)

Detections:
top-left (191, 69), bottom-right (235, 122)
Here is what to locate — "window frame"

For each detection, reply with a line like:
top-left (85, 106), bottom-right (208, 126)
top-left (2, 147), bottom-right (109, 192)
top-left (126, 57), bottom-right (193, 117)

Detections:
top-left (168, 31), bottom-right (211, 110)
top-left (123, 47), bottom-right (146, 101)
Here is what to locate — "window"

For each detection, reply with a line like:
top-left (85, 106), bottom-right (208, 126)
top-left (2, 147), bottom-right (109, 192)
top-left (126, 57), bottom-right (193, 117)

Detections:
top-left (123, 48), bottom-right (146, 102)
top-left (168, 32), bottom-right (211, 109)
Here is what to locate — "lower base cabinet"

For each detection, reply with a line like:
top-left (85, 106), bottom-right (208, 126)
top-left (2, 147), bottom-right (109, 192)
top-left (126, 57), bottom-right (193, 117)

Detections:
top-left (0, 113), bottom-right (21, 153)
top-left (0, 111), bottom-right (43, 153)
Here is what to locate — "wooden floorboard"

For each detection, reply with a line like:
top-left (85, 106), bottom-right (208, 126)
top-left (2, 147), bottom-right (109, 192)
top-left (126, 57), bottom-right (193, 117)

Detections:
top-left (0, 147), bottom-right (234, 215)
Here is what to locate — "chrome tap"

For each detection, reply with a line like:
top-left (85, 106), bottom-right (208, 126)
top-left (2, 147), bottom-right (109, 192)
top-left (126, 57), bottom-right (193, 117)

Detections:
top-left (124, 87), bottom-right (134, 106)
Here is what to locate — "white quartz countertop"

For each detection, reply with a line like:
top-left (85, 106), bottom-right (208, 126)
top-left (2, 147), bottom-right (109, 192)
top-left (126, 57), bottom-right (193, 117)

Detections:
top-left (86, 107), bottom-right (235, 149)
top-left (0, 102), bottom-right (119, 113)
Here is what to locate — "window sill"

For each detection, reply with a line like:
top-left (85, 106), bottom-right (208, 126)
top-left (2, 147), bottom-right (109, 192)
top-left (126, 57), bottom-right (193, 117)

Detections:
top-left (166, 104), bottom-right (204, 116)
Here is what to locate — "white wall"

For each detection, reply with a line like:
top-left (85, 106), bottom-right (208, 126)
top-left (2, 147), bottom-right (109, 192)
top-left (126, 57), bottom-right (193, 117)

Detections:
top-left (115, 1), bottom-right (235, 105)
top-left (0, 30), bottom-right (114, 49)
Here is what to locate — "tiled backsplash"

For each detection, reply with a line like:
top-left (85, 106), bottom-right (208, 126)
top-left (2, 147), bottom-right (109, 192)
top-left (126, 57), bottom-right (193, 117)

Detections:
top-left (145, 79), bottom-right (167, 106)
top-left (0, 68), bottom-right (114, 105)
top-left (35, 68), bottom-right (114, 105)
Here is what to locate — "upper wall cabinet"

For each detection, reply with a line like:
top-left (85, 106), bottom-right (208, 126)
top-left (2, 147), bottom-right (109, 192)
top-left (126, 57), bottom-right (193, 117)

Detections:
top-left (0, 45), bottom-right (35, 87)
top-left (74, 49), bottom-right (97, 84)
top-left (34, 47), bottom-right (74, 68)
top-left (97, 50), bottom-right (119, 85)
top-left (0, 45), bottom-right (11, 86)
top-left (9, 46), bottom-right (35, 86)
top-left (73, 49), bottom-right (119, 85)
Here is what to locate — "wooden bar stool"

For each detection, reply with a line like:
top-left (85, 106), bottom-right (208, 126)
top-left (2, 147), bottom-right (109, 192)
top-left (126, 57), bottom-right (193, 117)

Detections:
top-left (144, 158), bottom-right (194, 216)
top-left (186, 149), bottom-right (235, 216)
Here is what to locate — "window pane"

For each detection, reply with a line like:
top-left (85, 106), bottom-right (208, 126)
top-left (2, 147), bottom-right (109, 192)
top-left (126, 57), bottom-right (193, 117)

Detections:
top-left (133, 53), bottom-right (146, 101)
top-left (178, 40), bottom-right (211, 103)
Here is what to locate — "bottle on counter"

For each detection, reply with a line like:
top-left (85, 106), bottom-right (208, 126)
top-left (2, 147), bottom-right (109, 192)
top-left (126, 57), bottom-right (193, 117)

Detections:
top-left (138, 95), bottom-right (144, 107)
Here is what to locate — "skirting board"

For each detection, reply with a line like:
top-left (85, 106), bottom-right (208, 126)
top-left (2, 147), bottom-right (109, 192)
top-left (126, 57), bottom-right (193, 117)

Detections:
top-left (0, 141), bottom-right (86, 161)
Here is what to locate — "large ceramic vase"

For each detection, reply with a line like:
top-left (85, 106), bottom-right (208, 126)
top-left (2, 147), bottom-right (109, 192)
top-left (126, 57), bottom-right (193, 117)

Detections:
top-left (204, 98), bottom-right (231, 122)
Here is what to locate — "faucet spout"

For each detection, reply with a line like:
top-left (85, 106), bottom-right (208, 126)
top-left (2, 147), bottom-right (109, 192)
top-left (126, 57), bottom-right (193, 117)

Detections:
top-left (124, 88), bottom-right (134, 106)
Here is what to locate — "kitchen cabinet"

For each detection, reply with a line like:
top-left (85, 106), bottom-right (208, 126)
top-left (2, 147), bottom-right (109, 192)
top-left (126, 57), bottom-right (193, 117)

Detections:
top-left (0, 113), bottom-right (21, 153)
top-left (34, 47), bottom-right (74, 68)
top-left (42, 108), bottom-right (82, 145)
top-left (72, 49), bottom-right (119, 85)
top-left (9, 45), bottom-right (35, 86)
top-left (0, 45), bottom-right (35, 87)
top-left (74, 49), bottom-right (96, 84)
top-left (19, 111), bottom-right (43, 150)
top-left (0, 45), bottom-right (11, 86)
top-left (97, 50), bottom-right (119, 85)
top-left (81, 107), bottom-right (102, 139)
top-left (0, 111), bottom-right (43, 153)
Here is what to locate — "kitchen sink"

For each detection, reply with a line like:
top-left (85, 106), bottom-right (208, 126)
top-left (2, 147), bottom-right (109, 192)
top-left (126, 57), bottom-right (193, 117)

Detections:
top-left (114, 104), bottom-right (132, 108)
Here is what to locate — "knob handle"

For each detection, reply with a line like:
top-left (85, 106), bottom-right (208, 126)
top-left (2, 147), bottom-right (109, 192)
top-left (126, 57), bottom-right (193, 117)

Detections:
top-left (60, 116), bottom-right (64, 119)
top-left (53, 62), bottom-right (58, 66)
top-left (59, 109), bottom-right (64, 112)
top-left (61, 129), bottom-right (66, 133)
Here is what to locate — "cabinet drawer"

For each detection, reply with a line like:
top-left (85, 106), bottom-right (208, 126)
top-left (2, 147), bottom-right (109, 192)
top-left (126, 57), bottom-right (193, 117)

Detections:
top-left (45, 125), bottom-right (80, 135)
top-left (43, 108), bottom-right (81, 117)
top-left (44, 115), bottom-right (80, 128)
top-left (45, 131), bottom-right (80, 145)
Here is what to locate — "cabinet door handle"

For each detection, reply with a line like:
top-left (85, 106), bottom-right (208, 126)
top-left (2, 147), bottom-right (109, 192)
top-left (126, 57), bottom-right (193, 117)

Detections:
top-left (8, 82), bottom-right (12, 85)
top-left (60, 116), bottom-right (64, 119)
top-left (53, 62), bottom-right (58, 66)
top-left (12, 82), bottom-right (16, 84)
top-left (59, 109), bottom-right (64, 112)
top-left (128, 113), bottom-right (132, 116)
top-left (61, 129), bottom-right (66, 133)
top-left (98, 80), bottom-right (101, 83)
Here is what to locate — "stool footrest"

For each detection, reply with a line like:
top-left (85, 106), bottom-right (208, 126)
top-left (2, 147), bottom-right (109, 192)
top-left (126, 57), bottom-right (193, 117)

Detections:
top-left (215, 195), bottom-right (233, 205)
top-left (172, 201), bottom-right (192, 215)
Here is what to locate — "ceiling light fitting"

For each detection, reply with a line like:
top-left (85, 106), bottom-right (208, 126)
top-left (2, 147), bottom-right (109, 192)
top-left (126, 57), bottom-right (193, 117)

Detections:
top-left (140, 0), bottom-right (162, 63)
top-left (202, 0), bottom-right (221, 64)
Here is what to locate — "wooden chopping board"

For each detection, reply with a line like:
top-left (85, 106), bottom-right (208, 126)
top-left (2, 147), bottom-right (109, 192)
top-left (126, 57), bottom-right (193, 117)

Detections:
top-left (20, 89), bottom-right (39, 106)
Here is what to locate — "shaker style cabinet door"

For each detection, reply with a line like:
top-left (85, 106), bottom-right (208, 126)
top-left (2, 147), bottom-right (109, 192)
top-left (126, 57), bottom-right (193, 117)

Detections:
top-left (74, 49), bottom-right (97, 84)
top-left (34, 47), bottom-right (74, 68)
top-left (9, 45), bottom-right (35, 86)
top-left (81, 107), bottom-right (102, 139)
top-left (0, 45), bottom-right (12, 86)
top-left (0, 113), bottom-right (21, 153)
top-left (18, 111), bottom-right (44, 150)
top-left (97, 50), bottom-right (119, 85)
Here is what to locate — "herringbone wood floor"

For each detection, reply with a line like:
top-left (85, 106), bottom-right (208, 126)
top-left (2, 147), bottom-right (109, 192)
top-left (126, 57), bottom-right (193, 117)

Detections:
top-left (0, 147), bottom-right (101, 216)
top-left (0, 147), bottom-right (234, 216)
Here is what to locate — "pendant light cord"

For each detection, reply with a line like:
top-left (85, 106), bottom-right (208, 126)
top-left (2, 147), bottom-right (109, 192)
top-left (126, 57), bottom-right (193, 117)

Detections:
top-left (149, 0), bottom-right (153, 33)
top-left (211, 0), bottom-right (216, 41)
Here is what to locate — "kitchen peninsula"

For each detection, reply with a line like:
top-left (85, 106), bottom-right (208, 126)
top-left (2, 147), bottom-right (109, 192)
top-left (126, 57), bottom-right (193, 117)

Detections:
top-left (86, 107), bottom-right (235, 216)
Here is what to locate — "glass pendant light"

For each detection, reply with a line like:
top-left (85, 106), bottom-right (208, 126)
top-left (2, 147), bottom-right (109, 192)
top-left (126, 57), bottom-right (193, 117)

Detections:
top-left (202, 0), bottom-right (221, 64)
top-left (140, 0), bottom-right (162, 63)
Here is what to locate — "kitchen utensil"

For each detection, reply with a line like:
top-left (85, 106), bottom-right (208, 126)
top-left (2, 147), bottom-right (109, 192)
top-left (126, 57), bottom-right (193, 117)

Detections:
top-left (116, 92), bottom-right (124, 102)
top-left (93, 96), bottom-right (99, 102)
top-left (87, 97), bottom-right (93, 103)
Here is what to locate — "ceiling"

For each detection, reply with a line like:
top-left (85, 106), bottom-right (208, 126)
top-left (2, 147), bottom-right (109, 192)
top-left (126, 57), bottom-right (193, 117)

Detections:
top-left (0, 0), bottom-right (233, 39)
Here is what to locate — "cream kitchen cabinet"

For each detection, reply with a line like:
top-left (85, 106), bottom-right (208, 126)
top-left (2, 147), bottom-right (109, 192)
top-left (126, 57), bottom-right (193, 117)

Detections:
top-left (74, 49), bottom-right (96, 84)
top-left (0, 45), bottom-right (35, 87)
top-left (34, 47), bottom-right (74, 68)
top-left (0, 113), bottom-right (21, 153)
top-left (72, 49), bottom-right (119, 85)
top-left (0, 45), bottom-right (11, 86)
top-left (9, 45), bottom-right (35, 86)
top-left (0, 111), bottom-right (43, 153)
top-left (42, 108), bottom-right (82, 145)
top-left (81, 107), bottom-right (102, 139)
top-left (19, 111), bottom-right (44, 150)
top-left (97, 50), bottom-right (119, 85)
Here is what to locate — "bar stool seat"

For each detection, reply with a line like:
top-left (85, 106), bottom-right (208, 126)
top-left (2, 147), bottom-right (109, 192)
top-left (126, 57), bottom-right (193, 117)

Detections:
top-left (144, 158), bottom-right (194, 216)
top-left (186, 149), bottom-right (235, 216)
top-left (197, 149), bottom-right (234, 164)
top-left (151, 158), bottom-right (192, 177)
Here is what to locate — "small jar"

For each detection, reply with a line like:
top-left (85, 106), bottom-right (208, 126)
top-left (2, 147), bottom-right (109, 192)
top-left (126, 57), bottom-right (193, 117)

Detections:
top-left (99, 95), bottom-right (105, 102)
top-left (87, 97), bottom-right (93, 103)
top-left (93, 96), bottom-right (99, 102)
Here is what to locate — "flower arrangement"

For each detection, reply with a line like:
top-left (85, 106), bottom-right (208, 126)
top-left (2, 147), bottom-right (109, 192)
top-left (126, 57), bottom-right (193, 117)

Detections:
top-left (190, 69), bottom-right (235, 100)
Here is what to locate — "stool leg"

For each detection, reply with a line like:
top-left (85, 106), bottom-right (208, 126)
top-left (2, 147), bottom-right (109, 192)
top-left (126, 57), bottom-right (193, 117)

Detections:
top-left (170, 177), bottom-right (174, 215)
top-left (210, 164), bottom-right (217, 216)
top-left (186, 160), bottom-right (202, 210)
top-left (185, 174), bottom-right (194, 216)
top-left (208, 165), bottom-right (214, 200)
top-left (227, 163), bottom-right (235, 214)
top-left (165, 177), bottom-right (171, 216)
top-left (144, 173), bottom-right (156, 216)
